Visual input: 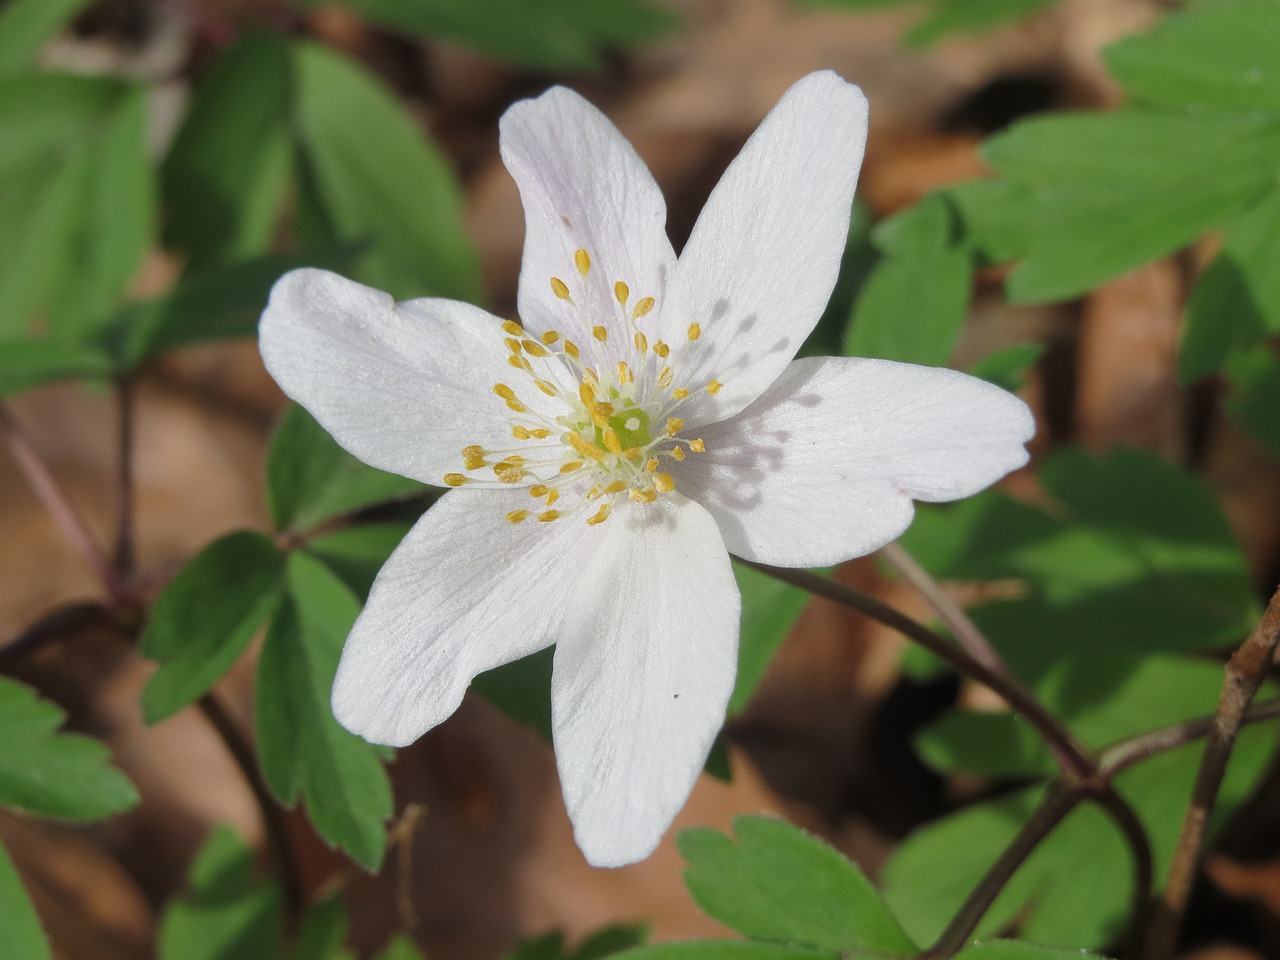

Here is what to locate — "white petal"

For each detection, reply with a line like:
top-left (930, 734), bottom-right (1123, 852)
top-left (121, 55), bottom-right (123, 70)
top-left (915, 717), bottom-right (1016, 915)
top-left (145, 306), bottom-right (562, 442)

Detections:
top-left (664, 72), bottom-right (869, 425)
top-left (500, 86), bottom-right (677, 357)
top-left (551, 494), bottom-right (739, 867)
top-left (674, 357), bottom-right (1035, 568)
top-left (332, 488), bottom-right (602, 746)
top-left (260, 268), bottom-right (563, 485)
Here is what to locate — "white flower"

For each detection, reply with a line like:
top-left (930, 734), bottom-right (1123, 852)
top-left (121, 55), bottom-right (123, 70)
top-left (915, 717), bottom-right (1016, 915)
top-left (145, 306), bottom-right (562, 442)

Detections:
top-left (259, 71), bottom-right (1034, 867)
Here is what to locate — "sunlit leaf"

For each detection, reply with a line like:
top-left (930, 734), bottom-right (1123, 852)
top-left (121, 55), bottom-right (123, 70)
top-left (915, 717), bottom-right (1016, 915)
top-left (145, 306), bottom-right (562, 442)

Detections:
top-left (0, 339), bottom-right (113, 396)
top-left (0, 0), bottom-right (92, 73)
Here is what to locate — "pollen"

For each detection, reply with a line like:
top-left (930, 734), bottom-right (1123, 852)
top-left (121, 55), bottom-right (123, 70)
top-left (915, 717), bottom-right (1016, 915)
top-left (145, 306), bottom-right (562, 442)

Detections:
top-left (575, 248), bottom-right (591, 275)
top-left (564, 340), bottom-right (581, 359)
top-left (671, 447), bottom-right (686, 461)
top-left (653, 340), bottom-right (669, 358)
top-left (551, 277), bottom-right (572, 301)
top-left (687, 322), bottom-right (701, 341)
top-left (592, 325), bottom-right (608, 342)
top-left (587, 503), bottom-right (611, 525)
top-left (541, 330), bottom-right (559, 345)
top-left (523, 340), bottom-right (551, 358)
top-left (443, 473), bottom-right (469, 487)
top-left (634, 331), bottom-right (648, 353)
top-left (614, 281), bottom-right (629, 305)
top-left (653, 473), bottom-right (675, 493)
top-left (633, 297), bottom-right (655, 319)
top-left (706, 380), bottom-right (723, 395)
top-left (538, 510), bottom-right (562, 522)
top-left (672, 388), bottom-right (689, 400)
top-left (666, 417), bottom-right (684, 435)
top-left (506, 510), bottom-right (529, 524)
top-left (689, 439), bottom-right (705, 453)
top-left (501, 320), bottom-right (523, 336)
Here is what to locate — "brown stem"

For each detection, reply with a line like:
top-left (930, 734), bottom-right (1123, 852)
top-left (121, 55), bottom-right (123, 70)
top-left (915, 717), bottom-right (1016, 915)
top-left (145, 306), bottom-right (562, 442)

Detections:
top-left (0, 402), bottom-right (131, 607)
top-left (113, 379), bottom-right (135, 577)
top-left (1143, 585), bottom-right (1280, 960)
top-left (197, 692), bottom-right (303, 917)
top-left (1100, 697), bottom-right (1280, 779)
top-left (0, 602), bottom-right (114, 670)
top-left (1095, 787), bottom-right (1155, 955)
top-left (879, 541), bottom-right (1006, 676)
top-left (744, 561), bottom-right (1094, 779)
top-left (923, 782), bottom-right (1086, 959)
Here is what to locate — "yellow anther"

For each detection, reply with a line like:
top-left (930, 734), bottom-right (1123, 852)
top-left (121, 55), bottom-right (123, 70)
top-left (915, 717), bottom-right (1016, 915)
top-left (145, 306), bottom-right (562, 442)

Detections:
top-left (617, 361), bottom-right (633, 384)
top-left (541, 330), bottom-right (560, 345)
top-left (529, 485), bottom-right (550, 498)
top-left (592, 325), bottom-right (608, 342)
top-left (443, 473), bottom-right (469, 487)
top-left (507, 355), bottom-right (530, 371)
top-left (551, 277), bottom-right (572, 301)
top-left (614, 281), bottom-right (629, 305)
top-left (584, 367), bottom-right (600, 383)
top-left (535, 379), bottom-right (559, 397)
top-left (506, 510), bottom-right (529, 524)
top-left (564, 340), bottom-right (580, 359)
top-left (498, 454), bottom-right (526, 468)
top-left (538, 510), bottom-right (562, 522)
top-left (689, 439), bottom-right (705, 453)
top-left (632, 297), bottom-right (655, 319)
top-left (602, 427), bottom-right (623, 454)
top-left (654, 473), bottom-right (675, 493)
top-left (464, 457), bottom-right (486, 470)
top-left (567, 432), bottom-right (607, 462)
top-left (506, 401), bottom-right (527, 413)
top-left (706, 379), bottom-right (723, 395)
top-left (561, 461), bottom-right (585, 473)
top-left (587, 485), bottom-right (602, 500)
top-left (657, 367), bottom-right (673, 388)
top-left (672, 388), bottom-right (689, 400)
top-left (629, 487), bottom-right (658, 503)
top-left (587, 503), bottom-right (612, 526)
top-left (523, 340), bottom-right (550, 358)
top-left (462, 445), bottom-right (485, 459)
top-left (494, 384), bottom-right (517, 402)
top-left (575, 249), bottom-right (591, 275)
top-left (593, 402), bottom-right (615, 418)
top-left (688, 322), bottom-right (701, 341)
top-left (603, 480), bottom-right (628, 494)
top-left (579, 381), bottom-right (597, 408)
top-left (512, 425), bottom-right (531, 440)
top-left (504, 337), bottom-right (523, 354)
top-left (654, 340), bottom-right (670, 358)
top-left (671, 446), bottom-right (686, 462)
top-left (545, 489), bottom-right (560, 506)
top-left (634, 331), bottom-right (648, 353)
top-left (501, 320), bottom-right (523, 336)
top-left (645, 458), bottom-right (659, 473)
top-left (529, 428), bottom-right (550, 439)
top-left (666, 417), bottom-right (685, 435)
top-left (495, 468), bottom-right (524, 484)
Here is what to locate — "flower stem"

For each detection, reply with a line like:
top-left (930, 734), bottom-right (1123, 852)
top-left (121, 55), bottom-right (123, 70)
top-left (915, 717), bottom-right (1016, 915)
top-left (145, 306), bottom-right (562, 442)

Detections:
top-left (197, 692), bottom-right (304, 918)
top-left (879, 542), bottom-right (1007, 677)
top-left (0, 602), bottom-right (114, 670)
top-left (1142, 585), bottom-right (1280, 960)
top-left (744, 561), bottom-right (1094, 779)
top-left (0, 402), bottom-right (132, 608)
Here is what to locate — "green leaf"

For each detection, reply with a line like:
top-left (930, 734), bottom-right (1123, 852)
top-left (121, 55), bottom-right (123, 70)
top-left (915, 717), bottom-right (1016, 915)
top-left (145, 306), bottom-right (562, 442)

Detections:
top-left (287, 897), bottom-right (348, 960)
top-left (906, 0), bottom-right (1055, 47)
top-left (0, 0), bottom-right (92, 73)
top-left (140, 531), bottom-right (285, 724)
top-left (958, 111), bottom-right (1280, 303)
top-left (678, 815), bottom-right (916, 954)
top-left (955, 941), bottom-right (1112, 960)
top-left (1180, 185), bottom-right (1280, 381)
top-left (916, 711), bottom-right (1055, 778)
top-left (0, 74), bottom-right (153, 338)
top-left (306, 522), bottom-right (413, 600)
top-left (0, 339), bottom-right (113, 396)
top-left (1225, 346), bottom-right (1280, 460)
top-left (162, 31), bottom-right (292, 271)
top-left (374, 935), bottom-right (426, 960)
top-left (900, 447), bottom-right (1258, 655)
top-left (471, 647), bottom-right (556, 741)
top-left (256, 552), bottom-right (394, 870)
top-left (298, 0), bottom-right (678, 72)
top-left (843, 195), bottom-right (972, 366)
top-left (611, 945), bottom-right (833, 960)
top-left (505, 925), bottom-right (648, 960)
top-left (267, 404), bottom-right (425, 533)
top-left (1104, 0), bottom-right (1280, 115)
top-left (728, 564), bottom-right (812, 715)
top-left (0, 841), bottom-right (50, 960)
top-left (966, 343), bottom-right (1044, 392)
top-left (0, 677), bottom-right (138, 820)
top-left (883, 722), bottom-right (1277, 949)
top-left (291, 41), bottom-right (481, 302)
top-left (157, 826), bottom-right (283, 960)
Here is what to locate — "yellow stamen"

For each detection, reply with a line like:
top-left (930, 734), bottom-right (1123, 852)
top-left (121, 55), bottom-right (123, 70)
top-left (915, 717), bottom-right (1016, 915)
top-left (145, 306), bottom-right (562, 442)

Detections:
top-left (529, 428), bottom-right (550, 439)
top-left (632, 297), bottom-right (655, 319)
top-left (706, 379), bottom-right (723, 395)
top-left (575, 249), bottom-right (591, 275)
top-left (534, 379), bottom-right (558, 397)
top-left (462, 445), bottom-right (485, 459)
top-left (506, 510), bottom-right (529, 524)
top-left (541, 330), bottom-right (560, 345)
top-left (504, 337), bottom-right (523, 354)
top-left (494, 384), bottom-right (518, 402)
top-left (512, 426), bottom-right (531, 440)
top-left (657, 367), bottom-right (673, 388)
top-left (538, 510), bottom-right (561, 522)
top-left (614, 281), bottom-right (629, 305)
top-left (545, 489), bottom-right (560, 506)
top-left (529, 485), bottom-right (550, 498)
top-left (689, 439), bottom-right (705, 453)
top-left (501, 320), bottom-right (523, 336)
top-left (564, 340), bottom-right (581, 359)
top-left (551, 277), bottom-right (572, 301)
top-left (687, 322), bottom-right (701, 341)
top-left (602, 428), bottom-right (623, 454)
top-left (603, 480), bottom-right (628, 494)
top-left (654, 340), bottom-right (670, 358)
top-left (654, 473), bottom-right (675, 493)
top-left (634, 331), bottom-right (648, 353)
top-left (579, 382), bottom-right (597, 408)
top-left (617, 361), bottom-right (633, 384)
top-left (567, 432), bottom-right (607, 462)
top-left (671, 447), bottom-right (686, 462)
top-left (592, 325), bottom-right (608, 342)
top-left (523, 340), bottom-right (550, 358)
top-left (507, 355), bottom-right (530, 371)
top-left (645, 458), bottom-right (659, 473)
top-left (443, 474), bottom-right (469, 487)
top-left (672, 388), bottom-right (689, 400)
top-left (464, 457), bottom-right (486, 470)
top-left (629, 487), bottom-right (658, 503)
top-left (666, 417), bottom-right (684, 435)
top-left (587, 503), bottom-right (612, 525)
top-left (560, 461), bottom-right (585, 474)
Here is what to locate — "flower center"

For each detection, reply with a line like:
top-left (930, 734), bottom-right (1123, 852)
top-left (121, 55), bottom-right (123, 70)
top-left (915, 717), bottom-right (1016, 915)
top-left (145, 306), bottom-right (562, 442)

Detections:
top-left (440, 248), bottom-right (722, 526)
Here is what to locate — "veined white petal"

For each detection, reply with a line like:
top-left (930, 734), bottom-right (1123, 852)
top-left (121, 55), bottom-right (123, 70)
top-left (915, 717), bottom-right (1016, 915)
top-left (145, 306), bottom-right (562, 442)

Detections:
top-left (551, 494), bottom-right (739, 867)
top-left (500, 86), bottom-right (677, 360)
top-left (674, 357), bottom-right (1035, 568)
top-left (664, 72), bottom-right (869, 426)
top-left (260, 268), bottom-right (565, 486)
top-left (332, 488), bottom-right (601, 746)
